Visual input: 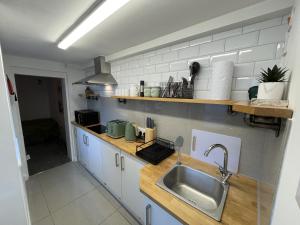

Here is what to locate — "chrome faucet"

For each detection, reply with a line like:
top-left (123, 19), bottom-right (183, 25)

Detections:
top-left (204, 144), bottom-right (232, 184)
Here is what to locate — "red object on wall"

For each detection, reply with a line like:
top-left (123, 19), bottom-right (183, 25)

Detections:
top-left (6, 75), bottom-right (18, 101)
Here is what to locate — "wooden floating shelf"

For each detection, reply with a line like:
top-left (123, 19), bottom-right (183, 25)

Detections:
top-left (112, 96), bottom-right (293, 119)
top-left (233, 101), bottom-right (293, 119)
top-left (111, 96), bottom-right (234, 106)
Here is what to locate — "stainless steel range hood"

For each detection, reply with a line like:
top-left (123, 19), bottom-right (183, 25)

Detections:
top-left (73, 56), bottom-right (117, 85)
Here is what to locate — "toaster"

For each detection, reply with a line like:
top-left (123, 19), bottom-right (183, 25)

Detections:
top-left (106, 120), bottom-right (127, 138)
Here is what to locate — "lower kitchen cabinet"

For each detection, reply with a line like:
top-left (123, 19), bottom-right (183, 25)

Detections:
top-left (144, 197), bottom-right (182, 225)
top-left (74, 126), bottom-right (147, 224)
top-left (121, 153), bottom-right (145, 223)
top-left (101, 142), bottom-right (122, 199)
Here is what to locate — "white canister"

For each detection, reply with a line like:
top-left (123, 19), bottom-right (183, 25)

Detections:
top-left (130, 85), bottom-right (139, 96)
top-left (257, 82), bottom-right (285, 100)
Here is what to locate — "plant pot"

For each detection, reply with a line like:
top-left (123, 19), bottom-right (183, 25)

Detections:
top-left (257, 82), bottom-right (285, 100)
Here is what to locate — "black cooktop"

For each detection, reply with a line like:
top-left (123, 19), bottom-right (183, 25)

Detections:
top-left (87, 125), bottom-right (106, 134)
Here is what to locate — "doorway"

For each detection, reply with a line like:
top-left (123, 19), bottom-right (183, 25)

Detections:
top-left (15, 74), bottom-right (70, 175)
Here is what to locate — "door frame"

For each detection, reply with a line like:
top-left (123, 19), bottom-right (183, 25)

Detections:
top-left (7, 66), bottom-right (74, 179)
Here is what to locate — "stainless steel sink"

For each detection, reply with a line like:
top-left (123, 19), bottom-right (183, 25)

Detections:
top-left (156, 164), bottom-right (229, 221)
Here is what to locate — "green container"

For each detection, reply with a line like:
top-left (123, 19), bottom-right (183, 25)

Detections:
top-left (125, 122), bottom-right (136, 142)
top-left (106, 120), bottom-right (127, 138)
top-left (151, 87), bottom-right (161, 97)
top-left (144, 87), bottom-right (151, 97)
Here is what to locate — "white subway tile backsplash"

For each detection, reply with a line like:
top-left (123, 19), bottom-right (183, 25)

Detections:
top-left (258, 24), bottom-right (288, 44)
top-left (234, 77), bottom-right (254, 91)
top-left (231, 91), bottom-right (249, 100)
top-left (190, 35), bottom-right (212, 46)
top-left (144, 65), bottom-right (155, 74)
top-left (253, 59), bottom-right (280, 77)
top-left (234, 63), bottom-right (254, 77)
top-left (199, 40), bottom-right (225, 56)
top-left (210, 52), bottom-right (238, 64)
top-left (170, 60), bottom-right (188, 71)
top-left (171, 41), bottom-right (190, 50)
top-left (156, 63), bottom-right (169, 73)
top-left (102, 16), bottom-right (286, 101)
top-left (238, 44), bottom-right (277, 63)
top-left (225, 31), bottom-right (259, 51)
top-left (213, 28), bottom-right (242, 40)
top-left (156, 46), bottom-right (170, 55)
top-left (242, 17), bottom-right (282, 33)
top-left (162, 51), bottom-right (178, 62)
top-left (150, 54), bottom-right (163, 65)
top-left (188, 56), bottom-right (210, 67)
top-left (161, 72), bottom-right (177, 82)
top-left (179, 46), bottom-right (199, 59)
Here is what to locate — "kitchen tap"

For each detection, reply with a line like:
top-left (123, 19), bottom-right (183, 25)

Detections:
top-left (204, 144), bottom-right (232, 184)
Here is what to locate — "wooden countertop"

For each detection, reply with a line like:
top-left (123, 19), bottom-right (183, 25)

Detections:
top-left (72, 122), bottom-right (257, 225)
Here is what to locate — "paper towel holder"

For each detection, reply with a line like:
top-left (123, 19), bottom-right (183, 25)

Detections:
top-left (243, 114), bottom-right (281, 137)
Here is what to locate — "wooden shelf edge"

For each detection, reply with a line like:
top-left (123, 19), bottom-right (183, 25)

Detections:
top-left (232, 101), bottom-right (293, 119)
top-left (111, 96), bottom-right (294, 119)
top-left (111, 96), bottom-right (234, 106)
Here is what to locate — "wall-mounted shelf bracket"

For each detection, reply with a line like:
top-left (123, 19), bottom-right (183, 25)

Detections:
top-left (118, 98), bottom-right (127, 104)
top-left (244, 114), bottom-right (282, 137)
top-left (227, 105), bottom-right (237, 116)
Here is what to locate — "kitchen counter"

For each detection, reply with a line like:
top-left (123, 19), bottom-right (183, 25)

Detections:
top-left (72, 122), bottom-right (257, 225)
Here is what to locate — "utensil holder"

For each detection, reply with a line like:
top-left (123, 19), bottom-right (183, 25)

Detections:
top-left (160, 82), bottom-right (194, 99)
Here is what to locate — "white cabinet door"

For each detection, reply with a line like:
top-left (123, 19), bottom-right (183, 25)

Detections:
top-left (102, 143), bottom-right (122, 199)
top-left (121, 153), bottom-right (145, 223)
top-left (88, 135), bottom-right (104, 182)
top-left (144, 197), bottom-right (182, 225)
top-left (76, 127), bottom-right (88, 167)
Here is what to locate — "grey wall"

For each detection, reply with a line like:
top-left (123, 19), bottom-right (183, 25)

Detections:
top-left (88, 98), bottom-right (267, 179)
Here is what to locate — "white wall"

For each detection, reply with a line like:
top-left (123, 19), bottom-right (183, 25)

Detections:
top-left (3, 54), bottom-right (87, 179)
top-left (0, 44), bottom-right (30, 225)
top-left (272, 0), bottom-right (300, 224)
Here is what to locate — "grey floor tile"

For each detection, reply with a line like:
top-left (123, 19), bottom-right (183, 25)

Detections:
top-left (33, 216), bottom-right (54, 225)
top-left (118, 207), bottom-right (141, 225)
top-left (95, 184), bottom-right (122, 210)
top-left (101, 211), bottom-right (131, 225)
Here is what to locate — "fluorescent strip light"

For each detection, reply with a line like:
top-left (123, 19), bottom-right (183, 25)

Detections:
top-left (58, 0), bottom-right (130, 50)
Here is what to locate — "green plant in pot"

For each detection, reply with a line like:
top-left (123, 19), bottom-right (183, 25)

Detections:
top-left (257, 65), bottom-right (288, 100)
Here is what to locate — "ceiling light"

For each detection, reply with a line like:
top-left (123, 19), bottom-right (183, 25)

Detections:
top-left (58, 0), bottom-right (130, 50)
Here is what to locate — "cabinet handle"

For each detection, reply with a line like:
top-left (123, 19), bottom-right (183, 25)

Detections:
top-left (121, 156), bottom-right (125, 171)
top-left (146, 204), bottom-right (151, 225)
top-left (86, 135), bottom-right (89, 146)
top-left (192, 136), bottom-right (196, 152)
top-left (83, 135), bottom-right (86, 145)
top-left (115, 153), bottom-right (119, 167)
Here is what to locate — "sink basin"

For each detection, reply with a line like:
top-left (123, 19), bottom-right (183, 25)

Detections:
top-left (156, 164), bottom-right (229, 221)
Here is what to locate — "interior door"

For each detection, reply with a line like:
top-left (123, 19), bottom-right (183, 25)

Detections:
top-left (102, 143), bottom-right (122, 199)
top-left (121, 153), bottom-right (145, 223)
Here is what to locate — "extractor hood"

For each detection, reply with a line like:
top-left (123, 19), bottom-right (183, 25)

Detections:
top-left (73, 56), bottom-right (117, 85)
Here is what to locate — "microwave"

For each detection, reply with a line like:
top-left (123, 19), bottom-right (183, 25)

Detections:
top-left (75, 110), bottom-right (99, 126)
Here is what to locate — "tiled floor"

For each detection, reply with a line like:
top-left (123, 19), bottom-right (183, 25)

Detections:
top-left (26, 162), bottom-right (140, 225)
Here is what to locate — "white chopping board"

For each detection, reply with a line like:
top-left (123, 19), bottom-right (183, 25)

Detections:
top-left (190, 129), bottom-right (241, 174)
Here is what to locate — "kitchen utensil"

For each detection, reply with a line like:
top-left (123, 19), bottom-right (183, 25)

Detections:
top-left (189, 62), bottom-right (201, 87)
top-left (140, 80), bottom-right (145, 97)
top-left (125, 122), bottom-right (137, 142)
top-left (161, 76), bottom-right (174, 98)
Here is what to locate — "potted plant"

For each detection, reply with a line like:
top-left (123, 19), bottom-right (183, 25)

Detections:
top-left (257, 65), bottom-right (288, 100)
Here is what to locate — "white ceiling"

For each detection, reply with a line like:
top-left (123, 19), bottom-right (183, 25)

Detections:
top-left (0, 0), bottom-right (264, 64)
